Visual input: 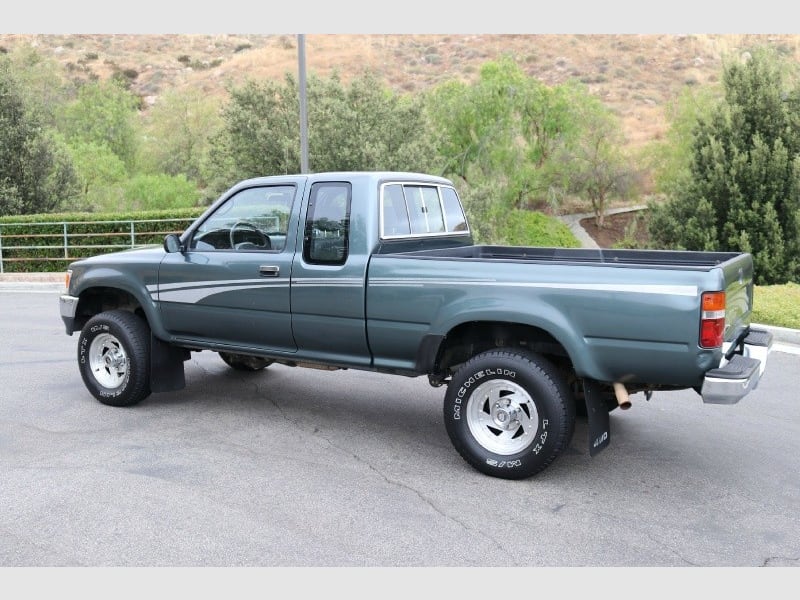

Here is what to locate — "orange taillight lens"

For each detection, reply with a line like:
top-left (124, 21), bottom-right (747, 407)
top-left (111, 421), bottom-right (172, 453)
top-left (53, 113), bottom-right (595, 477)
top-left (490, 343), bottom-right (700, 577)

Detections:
top-left (700, 291), bottom-right (726, 348)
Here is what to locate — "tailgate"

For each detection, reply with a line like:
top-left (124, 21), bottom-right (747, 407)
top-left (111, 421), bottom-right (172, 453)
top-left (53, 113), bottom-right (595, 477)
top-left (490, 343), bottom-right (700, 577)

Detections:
top-left (700, 252), bottom-right (773, 404)
top-left (717, 252), bottom-right (755, 344)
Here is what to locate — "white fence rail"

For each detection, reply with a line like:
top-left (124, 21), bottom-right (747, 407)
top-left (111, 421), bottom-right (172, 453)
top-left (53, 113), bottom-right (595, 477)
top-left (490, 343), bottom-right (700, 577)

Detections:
top-left (0, 218), bottom-right (195, 273)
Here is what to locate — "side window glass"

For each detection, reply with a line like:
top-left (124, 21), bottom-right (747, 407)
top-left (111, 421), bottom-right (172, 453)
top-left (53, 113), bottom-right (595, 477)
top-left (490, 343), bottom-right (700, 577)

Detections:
top-left (441, 187), bottom-right (468, 232)
top-left (406, 185), bottom-right (446, 235)
top-left (304, 182), bottom-right (351, 265)
top-left (381, 184), bottom-right (411, 236)
top-left (189, 185), bottom-right (295, 252)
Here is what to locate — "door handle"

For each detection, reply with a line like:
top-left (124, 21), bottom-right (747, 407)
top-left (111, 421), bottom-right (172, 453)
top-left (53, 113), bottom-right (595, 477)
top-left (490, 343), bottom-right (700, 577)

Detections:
top-left (259, 265), bottom-right (280, 277)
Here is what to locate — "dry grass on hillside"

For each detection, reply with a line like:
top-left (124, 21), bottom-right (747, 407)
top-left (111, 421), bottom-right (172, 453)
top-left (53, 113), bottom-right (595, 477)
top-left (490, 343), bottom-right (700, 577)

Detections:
top-left (2, 33), bottom-right (799, 153)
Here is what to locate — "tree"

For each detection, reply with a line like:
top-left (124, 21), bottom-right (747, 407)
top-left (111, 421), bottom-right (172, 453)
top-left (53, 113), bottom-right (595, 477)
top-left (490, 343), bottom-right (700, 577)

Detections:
top-left (3, 43), bottom-right (73, 126)
top-left (554, 91), bottom-right (636, 227)
top-left (425, 58), bottom-right (522, 183)
top-left (140, 88), bottom-right (223, 185)
top-left (206, 70), bottom-right (435, 197)
top-left (425, 56), bottom-right (581, 209)
top-left (426, 57), bottom-right (632, 216)
top-left (58, 79), bottom-right (141, 170)
top-left (65, 140), bottom-right (128, 211)
top-left (649, 47), bottom-right (800, 284)
top-left (0, 61), bottom-right (80, 216)
top-left (643, 85), bottom-right (720, 198)
top-left (122, 174), bottom-right (199, 211)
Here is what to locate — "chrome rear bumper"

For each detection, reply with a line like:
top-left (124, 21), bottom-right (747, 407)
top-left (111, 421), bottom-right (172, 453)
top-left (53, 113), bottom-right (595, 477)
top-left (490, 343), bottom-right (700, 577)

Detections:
top-left (701, 328), bottom-right (773, 404)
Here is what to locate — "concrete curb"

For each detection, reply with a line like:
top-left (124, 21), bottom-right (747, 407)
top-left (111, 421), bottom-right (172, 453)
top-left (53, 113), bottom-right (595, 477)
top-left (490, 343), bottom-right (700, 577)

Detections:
top-left (0, 273), bottom-right (65, 293)
top-left (753, 323), bottom-right (800, 347)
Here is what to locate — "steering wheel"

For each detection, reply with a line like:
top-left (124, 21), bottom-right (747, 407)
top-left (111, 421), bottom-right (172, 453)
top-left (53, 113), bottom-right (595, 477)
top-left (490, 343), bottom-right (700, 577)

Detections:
top-left (230, 221), bottom-right (271, 250)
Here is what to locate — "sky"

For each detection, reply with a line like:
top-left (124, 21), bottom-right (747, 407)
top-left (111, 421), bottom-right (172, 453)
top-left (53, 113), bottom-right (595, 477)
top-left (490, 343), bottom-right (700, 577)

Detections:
top-left (4, 1), bottom-right (797, 34)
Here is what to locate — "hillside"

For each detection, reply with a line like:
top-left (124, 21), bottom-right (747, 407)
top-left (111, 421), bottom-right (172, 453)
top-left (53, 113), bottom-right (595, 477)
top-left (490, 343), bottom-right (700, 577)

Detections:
top-left (3, 33), bottom-right (800, 154)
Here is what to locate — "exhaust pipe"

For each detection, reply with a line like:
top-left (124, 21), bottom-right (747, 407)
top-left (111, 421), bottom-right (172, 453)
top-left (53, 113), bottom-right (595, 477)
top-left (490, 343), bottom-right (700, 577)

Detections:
top-left (613, 382), bottom-right (632, 410)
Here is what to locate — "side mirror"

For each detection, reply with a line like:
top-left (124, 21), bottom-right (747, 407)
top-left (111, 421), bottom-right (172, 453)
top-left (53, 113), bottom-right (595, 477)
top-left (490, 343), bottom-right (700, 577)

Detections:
top-left (163, 234), bottom-right (183, 254)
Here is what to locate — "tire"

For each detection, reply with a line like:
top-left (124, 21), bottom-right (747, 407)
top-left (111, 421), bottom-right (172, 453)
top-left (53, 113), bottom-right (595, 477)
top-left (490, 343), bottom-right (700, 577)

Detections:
top-left (77, 310), bottom-right (151, 407)
top-left (219, 352), bottom-right (273, 372)
top-left (443, 349), bottom-right (575, 480)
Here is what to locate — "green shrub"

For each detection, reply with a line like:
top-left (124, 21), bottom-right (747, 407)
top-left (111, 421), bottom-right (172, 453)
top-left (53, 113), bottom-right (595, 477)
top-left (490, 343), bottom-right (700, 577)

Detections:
top-left (0, 208), bottom-right (204, 272)
top-left (122, 174), bottom-right (200, 211)
top-left (500, 210), bottom-right (581, 248)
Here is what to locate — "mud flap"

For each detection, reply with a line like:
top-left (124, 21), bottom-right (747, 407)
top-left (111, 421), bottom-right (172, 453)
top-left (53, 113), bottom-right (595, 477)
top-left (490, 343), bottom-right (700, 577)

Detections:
top-left (583, 379), bottom-right (610, 456)
top-left (150, 333), bottom-right (187, 393)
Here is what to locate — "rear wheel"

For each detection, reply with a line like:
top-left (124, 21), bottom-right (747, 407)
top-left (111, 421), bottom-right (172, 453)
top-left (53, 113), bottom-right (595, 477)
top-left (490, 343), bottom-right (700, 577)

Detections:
top-left (219, 352), bottom-right (273, 372)
top-left (443, 349), bottom-right (575, 480)
top-left (78, 310), bottom-right (151, 407)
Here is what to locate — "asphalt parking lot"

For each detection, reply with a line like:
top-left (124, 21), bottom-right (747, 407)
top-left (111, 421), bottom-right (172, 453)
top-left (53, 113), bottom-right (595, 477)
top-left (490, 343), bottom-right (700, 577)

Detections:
top-left (1, 288), bottom-right (798, 567)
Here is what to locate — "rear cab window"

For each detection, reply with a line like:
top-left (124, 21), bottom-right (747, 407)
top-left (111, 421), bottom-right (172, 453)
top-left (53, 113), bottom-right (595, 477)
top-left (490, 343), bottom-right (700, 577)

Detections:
top-left (380, 182), bottom-right (468, 239)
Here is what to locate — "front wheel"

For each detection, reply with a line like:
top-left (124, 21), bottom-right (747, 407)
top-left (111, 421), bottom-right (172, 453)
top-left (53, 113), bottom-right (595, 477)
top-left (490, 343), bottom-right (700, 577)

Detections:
top-left (78, 310), bottom-right (152, 407)
top-left (443, 349), bottom-right (575, 480)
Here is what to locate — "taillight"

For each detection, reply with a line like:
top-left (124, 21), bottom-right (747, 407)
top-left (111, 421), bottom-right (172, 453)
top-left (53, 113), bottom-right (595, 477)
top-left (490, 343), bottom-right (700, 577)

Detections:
top-left (700, 291), bottom-right (726, 348)
top-left (65, 269), bottom-right (72, 292)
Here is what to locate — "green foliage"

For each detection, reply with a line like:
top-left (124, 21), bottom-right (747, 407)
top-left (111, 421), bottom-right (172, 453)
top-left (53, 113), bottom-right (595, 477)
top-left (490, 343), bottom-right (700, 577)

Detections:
top-left (0, 208), bottom-right (204, 272)
top-left (58, 79), bottom-right (141, 169)
top-left (643, 85), bottom-right (720, 197)
top-left (140, 88), bottom-right (223, 185)
top-left (307, 71), bottom-right (435, 174)
top-left (553, 89), bottom-right (636, 227)
top-left (425, 56), bottom-right (580, 206)
top-left (2, 43), bottom-right (73, 125)
top-left (66, 140), bottom-right (128, 211)
top-left (207, 70), bottom-right (435, 197)
top-left (457, 178), bottom-right (578, 247)
top-left (500, 210), bottom-right (581, 248)
top-left (649, 47), bottom-right (800, 284)
top-left (426, 56), bottom-right (635, 226)
top-left (0, 61), bottom-right (81, 216)
top-left (122, 174), bottom-right (200, 211)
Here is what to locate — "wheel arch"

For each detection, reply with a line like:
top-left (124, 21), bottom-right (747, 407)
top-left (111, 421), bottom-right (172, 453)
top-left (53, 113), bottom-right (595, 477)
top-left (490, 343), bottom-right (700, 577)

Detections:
top-left (424, 318), bottom-right (583, 381)
top-left (71, 280), bottom-right (167, 339)
top-left (72, 284), bottom-right (186, 394)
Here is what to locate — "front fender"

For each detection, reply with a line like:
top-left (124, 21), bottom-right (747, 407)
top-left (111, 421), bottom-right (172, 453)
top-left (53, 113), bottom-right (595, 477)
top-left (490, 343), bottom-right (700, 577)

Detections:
top-left (70, 266), bottom-right (169, 340)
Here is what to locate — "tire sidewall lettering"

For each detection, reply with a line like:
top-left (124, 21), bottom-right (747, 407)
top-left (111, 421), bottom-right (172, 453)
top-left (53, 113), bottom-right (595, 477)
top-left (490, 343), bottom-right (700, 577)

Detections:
top-left (76, 311), bottom-right (150, 407)
top-left (80, 324), bottom-right (131, 397)
top-left (444, 351), bottom-right (571, 480)
top-left (454, 366), bottom-right (545, 469)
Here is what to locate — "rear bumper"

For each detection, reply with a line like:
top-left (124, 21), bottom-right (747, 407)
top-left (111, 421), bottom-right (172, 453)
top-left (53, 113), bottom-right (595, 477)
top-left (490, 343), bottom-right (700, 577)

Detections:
top-left (701, 328), bottom-right (773, 404)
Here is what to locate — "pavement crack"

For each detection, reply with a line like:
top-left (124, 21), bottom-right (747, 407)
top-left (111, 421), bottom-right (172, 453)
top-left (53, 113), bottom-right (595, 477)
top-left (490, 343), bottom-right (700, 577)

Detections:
top-left (762, 556), bottom-right (800, 567)
top-left (308, 428), bottom-right (511, 559)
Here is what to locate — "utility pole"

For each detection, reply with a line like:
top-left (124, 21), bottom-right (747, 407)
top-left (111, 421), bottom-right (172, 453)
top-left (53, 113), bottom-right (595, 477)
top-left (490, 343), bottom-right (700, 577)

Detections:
top-left (298, 34), bottom-right (309, 174)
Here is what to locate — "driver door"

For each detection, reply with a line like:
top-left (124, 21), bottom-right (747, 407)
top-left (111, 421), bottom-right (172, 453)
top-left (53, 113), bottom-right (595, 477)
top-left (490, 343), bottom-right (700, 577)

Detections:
top-left (158, 184), bottom-right (298, 353)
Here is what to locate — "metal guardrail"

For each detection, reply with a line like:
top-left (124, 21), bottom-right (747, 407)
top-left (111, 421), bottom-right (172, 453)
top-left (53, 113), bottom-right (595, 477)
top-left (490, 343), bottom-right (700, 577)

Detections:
top-left (0, 218), bottom-right (195, 273)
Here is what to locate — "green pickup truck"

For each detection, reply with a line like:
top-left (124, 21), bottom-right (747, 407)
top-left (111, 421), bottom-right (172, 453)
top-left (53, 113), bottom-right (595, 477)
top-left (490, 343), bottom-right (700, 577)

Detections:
top-left (59, 171), bottom-right (773, 479)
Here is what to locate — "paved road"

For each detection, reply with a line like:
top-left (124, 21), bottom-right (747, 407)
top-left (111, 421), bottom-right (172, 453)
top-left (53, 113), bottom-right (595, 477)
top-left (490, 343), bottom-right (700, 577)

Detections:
top-left (1, 291), bottom-right (798, 567)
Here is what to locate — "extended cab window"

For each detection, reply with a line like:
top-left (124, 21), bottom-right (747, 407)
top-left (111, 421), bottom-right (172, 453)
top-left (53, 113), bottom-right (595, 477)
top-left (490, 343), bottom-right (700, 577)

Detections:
top-left (303, 182), bottom-right (351, 265)
top-left (380, 183), bottom-right (468, 238)
top-left (189, 185), bottom-right (295, 252)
